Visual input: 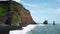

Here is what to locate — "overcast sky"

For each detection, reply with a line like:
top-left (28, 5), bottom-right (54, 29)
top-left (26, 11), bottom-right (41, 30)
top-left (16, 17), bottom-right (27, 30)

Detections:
top-left (14, 0), bottom-right (60, 24)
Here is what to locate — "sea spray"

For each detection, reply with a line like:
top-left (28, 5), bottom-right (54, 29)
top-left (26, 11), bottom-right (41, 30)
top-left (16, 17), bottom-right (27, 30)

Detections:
top-left (9, 24), bottom-right (45, 34)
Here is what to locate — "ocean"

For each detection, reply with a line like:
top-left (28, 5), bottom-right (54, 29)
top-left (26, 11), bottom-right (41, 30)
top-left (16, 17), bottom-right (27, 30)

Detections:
top-left (10, 24), bottom-right (60, 34)
top-left (27, 24), bottom-right (60, 34)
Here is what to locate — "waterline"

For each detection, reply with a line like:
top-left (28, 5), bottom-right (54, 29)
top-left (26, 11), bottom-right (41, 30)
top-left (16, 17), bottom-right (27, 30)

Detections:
top-left (9, 24), bottom-right (45, 34)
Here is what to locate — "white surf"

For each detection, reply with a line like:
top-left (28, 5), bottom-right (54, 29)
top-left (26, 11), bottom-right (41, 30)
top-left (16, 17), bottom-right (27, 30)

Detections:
top-left (9, 24), bottom-right (45, 34)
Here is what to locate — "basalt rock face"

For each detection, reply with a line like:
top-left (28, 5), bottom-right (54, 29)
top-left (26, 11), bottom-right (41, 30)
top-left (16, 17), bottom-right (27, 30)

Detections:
top-left (0, 1), bottom-right (36, 26)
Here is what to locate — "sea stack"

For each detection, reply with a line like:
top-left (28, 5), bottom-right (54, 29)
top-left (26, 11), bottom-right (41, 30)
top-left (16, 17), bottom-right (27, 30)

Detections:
top-left (43, 20), bottom-right (48, 24)
top-left (53, 21), bottom-right (55, 25)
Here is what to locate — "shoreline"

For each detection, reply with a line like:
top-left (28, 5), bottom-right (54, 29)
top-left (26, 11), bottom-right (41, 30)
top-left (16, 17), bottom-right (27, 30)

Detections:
top-left (9, 24), bottom-right (45, 34)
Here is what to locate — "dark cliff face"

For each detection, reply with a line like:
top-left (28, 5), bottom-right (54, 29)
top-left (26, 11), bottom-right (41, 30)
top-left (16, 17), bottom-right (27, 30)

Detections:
top-left (0, 1), bottom-right (36, 26)
top-left (0, 1), bottom-right (10, 24)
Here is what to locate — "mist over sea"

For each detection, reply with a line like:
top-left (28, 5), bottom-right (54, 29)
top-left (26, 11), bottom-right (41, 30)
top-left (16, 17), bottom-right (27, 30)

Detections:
top-left (10, 24), bottom-right (60, 34)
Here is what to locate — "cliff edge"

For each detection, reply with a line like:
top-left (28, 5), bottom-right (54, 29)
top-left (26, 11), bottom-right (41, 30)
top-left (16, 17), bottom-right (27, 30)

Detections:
top-left (0, 1), bottom-right (36, 26)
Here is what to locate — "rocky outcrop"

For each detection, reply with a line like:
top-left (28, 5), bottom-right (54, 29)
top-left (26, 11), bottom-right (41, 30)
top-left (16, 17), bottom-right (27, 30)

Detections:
top-left (0, 1), bottom-right (36, 26)
top-left (0, 25), bottom-right (22, 34)
top-left (53, 21), bottom-right (55, 25)
top-left (43, 20), bottom-right (48, 24)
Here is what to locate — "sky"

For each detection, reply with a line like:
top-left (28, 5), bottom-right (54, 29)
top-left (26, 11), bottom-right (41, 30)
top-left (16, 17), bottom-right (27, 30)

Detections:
top-left (0, 0), bottom-right (8, 1)
top-left (14, 0), bottom-right (60, 24)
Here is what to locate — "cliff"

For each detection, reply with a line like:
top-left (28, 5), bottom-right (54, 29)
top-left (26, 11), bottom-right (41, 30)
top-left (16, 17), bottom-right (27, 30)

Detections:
top-left (0, 1), bottom-right (36, 26)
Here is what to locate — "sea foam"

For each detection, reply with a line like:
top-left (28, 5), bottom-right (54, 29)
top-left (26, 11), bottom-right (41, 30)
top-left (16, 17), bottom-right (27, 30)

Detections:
top-left (9, 24), bottom-right (45, 34)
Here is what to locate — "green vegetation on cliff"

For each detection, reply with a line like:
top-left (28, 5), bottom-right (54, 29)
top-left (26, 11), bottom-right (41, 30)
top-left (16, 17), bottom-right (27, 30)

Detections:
top-left (0, 4), bottom-right (8, 17)
top-left (0, 7), bottom-right (6, 16)
top-left (0, 1), bottom-right (36, 26)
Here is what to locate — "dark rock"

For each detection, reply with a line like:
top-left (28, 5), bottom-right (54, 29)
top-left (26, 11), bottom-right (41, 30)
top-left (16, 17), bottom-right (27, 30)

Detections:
top-left (0, 26), bottom-right (10, 34)
top-left (0, 25), bottom-right (22, 34)
top-left (43, 20), bottom-right (48, 24)
top-left (53, 21), bottom-right (55, 25)
top-left (0, 28), bottom-right (9, 34)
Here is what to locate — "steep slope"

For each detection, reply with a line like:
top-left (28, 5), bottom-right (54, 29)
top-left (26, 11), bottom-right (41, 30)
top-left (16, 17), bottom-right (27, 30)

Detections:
top-left (0, 1), bottom-right (36, 26)
top-left (19, 6), bottom-right (36, 26)
top-left (11, 1), bottom-right (36, 26)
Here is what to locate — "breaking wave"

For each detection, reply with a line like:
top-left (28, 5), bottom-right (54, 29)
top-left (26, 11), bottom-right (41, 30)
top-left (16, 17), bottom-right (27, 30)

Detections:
top-left (9, 24), bottom-right (45, 34)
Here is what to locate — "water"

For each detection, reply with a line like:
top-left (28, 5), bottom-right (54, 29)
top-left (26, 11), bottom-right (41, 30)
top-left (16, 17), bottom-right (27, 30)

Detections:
top-left (26, 24), bottom-right (60, 34)
top-left (10, 24), bottom-right (45, 34)
top-left (10, 24), bottom-right (60, 34)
